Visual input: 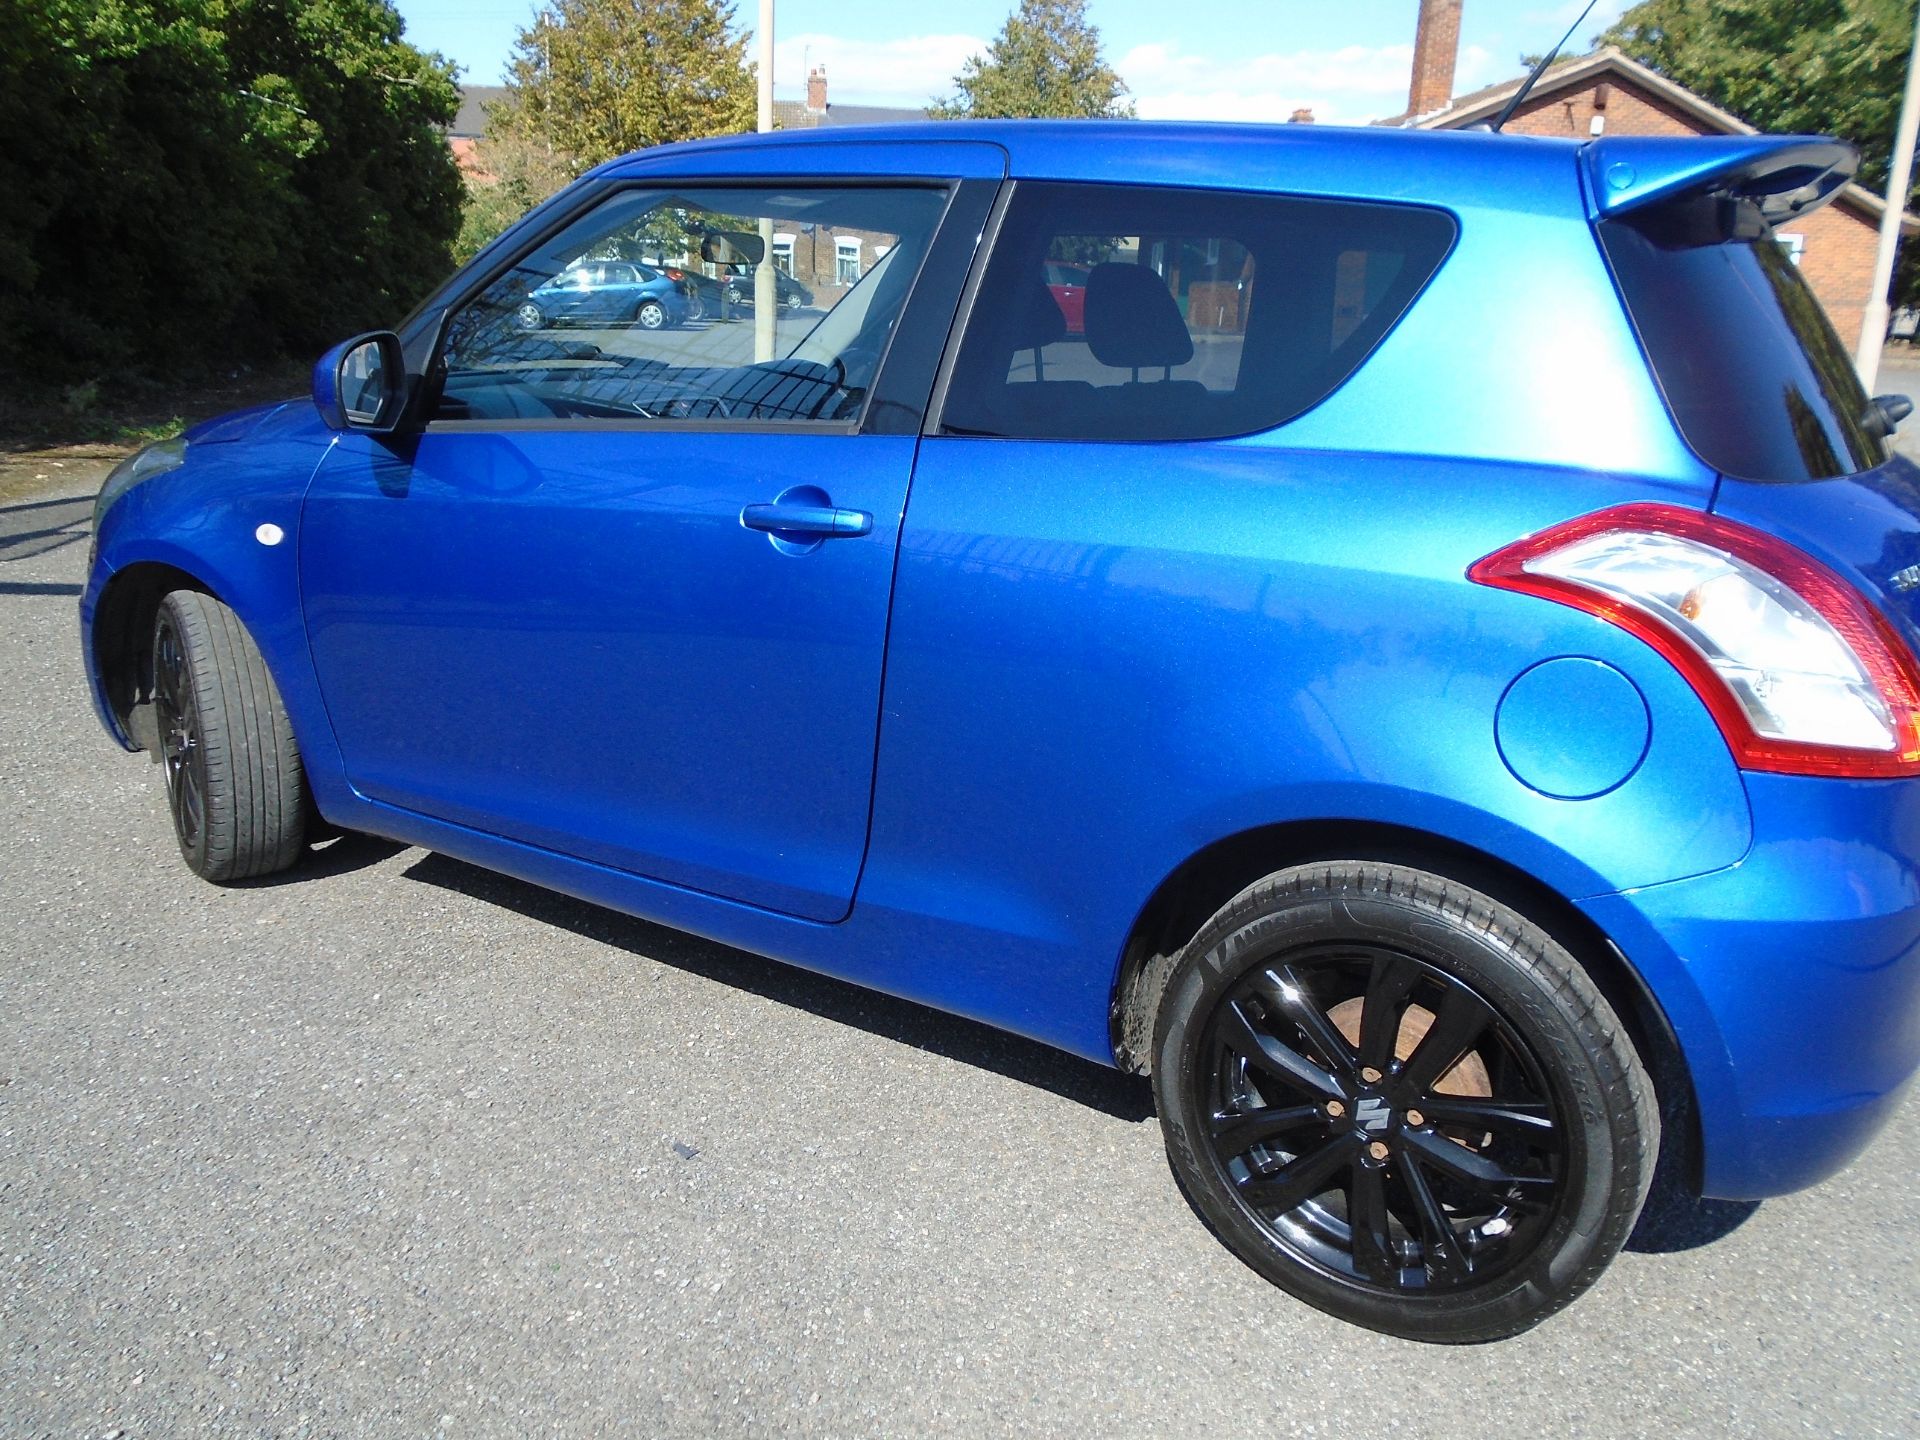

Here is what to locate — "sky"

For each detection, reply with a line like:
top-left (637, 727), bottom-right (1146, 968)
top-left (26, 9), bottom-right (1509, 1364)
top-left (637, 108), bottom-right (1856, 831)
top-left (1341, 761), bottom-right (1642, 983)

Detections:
top-left (393, 1), bottom-right (1633, 127)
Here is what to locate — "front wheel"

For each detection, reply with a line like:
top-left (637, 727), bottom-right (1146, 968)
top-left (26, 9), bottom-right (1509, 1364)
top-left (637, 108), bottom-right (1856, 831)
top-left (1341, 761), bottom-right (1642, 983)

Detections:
top-left (1151, 861), bottom-right (1655, 1343)
top-left (514, 301), bottom-right (545, 331)
top-left (151, 590), bottom-right (308, 883)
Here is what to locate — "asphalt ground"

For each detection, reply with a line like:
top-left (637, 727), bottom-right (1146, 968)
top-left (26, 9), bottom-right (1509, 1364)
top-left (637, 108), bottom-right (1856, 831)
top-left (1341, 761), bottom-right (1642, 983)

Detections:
top-left (3, 452), bottom-right (1918, 1439)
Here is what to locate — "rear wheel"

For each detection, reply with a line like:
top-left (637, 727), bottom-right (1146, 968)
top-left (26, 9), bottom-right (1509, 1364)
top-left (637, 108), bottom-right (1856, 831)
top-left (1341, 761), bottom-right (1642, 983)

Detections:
top-left (514, 301), bottom-right (545, 330)
top-left (151, 590), bottom-right (307, 883)
top-left (1152, 861), bottom-right (1655, 1342)
top-left (635, 299), bottom-right (668, 330)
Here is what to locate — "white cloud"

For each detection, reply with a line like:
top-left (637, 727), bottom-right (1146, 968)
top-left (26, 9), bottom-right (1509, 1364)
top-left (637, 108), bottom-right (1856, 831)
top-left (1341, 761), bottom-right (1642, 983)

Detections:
top-left (1119, 41), bottom-right (1498, 126)
top-left (773, 32), bottom-right (986, 110)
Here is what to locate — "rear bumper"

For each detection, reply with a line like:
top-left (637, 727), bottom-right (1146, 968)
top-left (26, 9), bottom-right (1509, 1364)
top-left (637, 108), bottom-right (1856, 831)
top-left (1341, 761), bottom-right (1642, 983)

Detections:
top-left (1581, 771), bottom-right (1920, 1199)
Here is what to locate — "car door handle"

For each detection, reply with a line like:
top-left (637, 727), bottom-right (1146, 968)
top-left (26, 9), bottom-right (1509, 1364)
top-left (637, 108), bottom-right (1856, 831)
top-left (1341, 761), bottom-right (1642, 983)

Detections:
top-left (740, 501), bottom-right (872, 538)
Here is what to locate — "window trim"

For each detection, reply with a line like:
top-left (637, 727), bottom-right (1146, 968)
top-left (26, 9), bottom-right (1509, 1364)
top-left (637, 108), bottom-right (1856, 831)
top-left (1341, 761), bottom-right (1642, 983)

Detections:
top-left (416, 175), bottom-right (988, 439)
top-left (921, 177), bottom-right (1459, 444)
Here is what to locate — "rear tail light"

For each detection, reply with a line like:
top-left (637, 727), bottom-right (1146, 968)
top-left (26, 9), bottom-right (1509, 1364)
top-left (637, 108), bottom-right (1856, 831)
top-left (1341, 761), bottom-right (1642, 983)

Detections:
top-left (1470, 503), bottom-right (1920, 778)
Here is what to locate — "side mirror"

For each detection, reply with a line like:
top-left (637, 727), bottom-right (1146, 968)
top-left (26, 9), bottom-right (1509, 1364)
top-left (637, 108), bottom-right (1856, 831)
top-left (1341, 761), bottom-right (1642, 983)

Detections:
top-left (701, 229), bottom-right (765, 266)
top-left (1871, 393), bottom-right (1914, 437)
top-left (313, 331), bottom-right (406, 432)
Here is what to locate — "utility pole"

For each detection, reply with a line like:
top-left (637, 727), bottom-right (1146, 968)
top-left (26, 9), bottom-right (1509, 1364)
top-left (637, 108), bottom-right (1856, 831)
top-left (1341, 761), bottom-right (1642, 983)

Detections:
top-left (1857, 0), bottom-right (1920, 391)
top-left (755, 0), bottom-right (777, 363)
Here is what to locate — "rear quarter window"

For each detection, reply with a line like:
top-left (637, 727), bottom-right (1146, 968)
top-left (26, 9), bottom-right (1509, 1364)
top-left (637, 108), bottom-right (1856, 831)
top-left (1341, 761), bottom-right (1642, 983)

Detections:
top-left (1598, 217), bottom-right (1888, 481)
top-left (939, 181), bottom-right (1457, 442)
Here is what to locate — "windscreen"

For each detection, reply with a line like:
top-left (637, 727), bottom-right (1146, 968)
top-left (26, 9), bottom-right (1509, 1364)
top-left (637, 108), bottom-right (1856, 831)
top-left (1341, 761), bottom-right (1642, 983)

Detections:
top-left (1599, 215), bottom-right (1887, 481)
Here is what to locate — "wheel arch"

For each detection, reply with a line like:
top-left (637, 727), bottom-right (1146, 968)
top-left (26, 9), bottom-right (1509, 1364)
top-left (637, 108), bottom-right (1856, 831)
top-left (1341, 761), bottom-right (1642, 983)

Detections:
top-left (1108, 817), bottom-right (1701, 1188)
top-left (92, 560), bottom-right (222, 749)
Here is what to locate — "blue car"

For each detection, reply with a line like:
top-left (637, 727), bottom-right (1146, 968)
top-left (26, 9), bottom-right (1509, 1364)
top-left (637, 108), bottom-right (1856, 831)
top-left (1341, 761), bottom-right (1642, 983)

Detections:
top-left (517, 259), bottom-right (690, 330)
top-left (81, 121), bottom-right (1920, 1341)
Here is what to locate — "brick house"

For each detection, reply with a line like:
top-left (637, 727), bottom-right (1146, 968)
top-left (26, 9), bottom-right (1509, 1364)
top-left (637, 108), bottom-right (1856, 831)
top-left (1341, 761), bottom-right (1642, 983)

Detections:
top-left (1378, 1), bottom-right (1916, 344)
top-left (448, 85), bottom-right (508, 178)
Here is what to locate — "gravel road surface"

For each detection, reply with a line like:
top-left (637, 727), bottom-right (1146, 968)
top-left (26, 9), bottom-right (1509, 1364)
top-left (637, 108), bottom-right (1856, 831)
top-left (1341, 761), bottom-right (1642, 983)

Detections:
top-left (3, 461), bottom-right (1917, 1438)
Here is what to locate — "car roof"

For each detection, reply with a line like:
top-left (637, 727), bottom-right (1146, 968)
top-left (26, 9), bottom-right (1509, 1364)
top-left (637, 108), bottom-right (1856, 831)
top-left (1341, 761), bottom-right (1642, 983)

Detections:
top-left (599, 118), bottom-right (1592, 216)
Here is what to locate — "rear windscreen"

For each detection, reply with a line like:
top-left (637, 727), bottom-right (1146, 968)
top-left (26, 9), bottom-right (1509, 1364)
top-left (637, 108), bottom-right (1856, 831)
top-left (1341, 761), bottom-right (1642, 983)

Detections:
top-left (1599, 217), bottom-right (1887, 481)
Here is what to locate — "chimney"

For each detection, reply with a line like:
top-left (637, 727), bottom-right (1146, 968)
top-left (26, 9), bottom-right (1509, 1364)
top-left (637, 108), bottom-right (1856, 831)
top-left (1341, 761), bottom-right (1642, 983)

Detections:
top-left (1288, 107), bottom-right (1315, 124)
top-left (1408, 0), bottom-right (1463, 118)
top-left (806, 66), bottom-right (828, 115)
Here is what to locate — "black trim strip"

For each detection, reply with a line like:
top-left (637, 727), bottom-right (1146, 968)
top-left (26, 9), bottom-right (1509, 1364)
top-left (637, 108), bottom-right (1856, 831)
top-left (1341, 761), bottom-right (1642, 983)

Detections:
top-left (921, 180), bottom-right (1018, 438)
top-left (424, 417), bottom-right (857, 437)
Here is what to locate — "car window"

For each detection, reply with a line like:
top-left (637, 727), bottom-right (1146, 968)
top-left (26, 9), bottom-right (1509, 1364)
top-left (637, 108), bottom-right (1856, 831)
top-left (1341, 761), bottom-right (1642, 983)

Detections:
top-left (438, 185), bottom-right (950, 426)
top-left (940, 181), bottom-right (1456, 442)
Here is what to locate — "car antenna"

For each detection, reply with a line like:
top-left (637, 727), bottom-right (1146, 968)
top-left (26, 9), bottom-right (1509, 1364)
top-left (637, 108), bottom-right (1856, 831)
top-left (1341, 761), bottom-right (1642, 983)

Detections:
top-left (1487, 0), bottom-right (1600, 133)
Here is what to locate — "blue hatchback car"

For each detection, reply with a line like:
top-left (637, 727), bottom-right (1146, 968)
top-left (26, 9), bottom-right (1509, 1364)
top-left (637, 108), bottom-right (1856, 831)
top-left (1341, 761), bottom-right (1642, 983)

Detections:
top-left (82, 121), bottom-right (1920, 1341)
top-left (516, 258), bottom-right (690, 331)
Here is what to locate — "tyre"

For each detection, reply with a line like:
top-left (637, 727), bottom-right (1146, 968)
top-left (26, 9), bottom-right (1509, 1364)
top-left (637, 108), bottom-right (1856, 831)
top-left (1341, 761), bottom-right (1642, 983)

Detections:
top-left (784, 291), bottom-right (803, 310)
top-left (151, 590), bottom-right (308, 883)
top-left (684, 291), bottom-right (708, 323)
top-left (514, 301), bottom-right (545, 331)
top-left (1151, 861), bottom-right (1655, 1343)
top-left (635, 299), bottom-right (668, 330)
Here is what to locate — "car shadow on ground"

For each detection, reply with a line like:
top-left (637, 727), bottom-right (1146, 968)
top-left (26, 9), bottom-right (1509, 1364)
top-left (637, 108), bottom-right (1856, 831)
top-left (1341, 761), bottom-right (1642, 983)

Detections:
top-left (397, 848), bottom-right (1157, 1125)
top-left (1628, 1160), bottom-right (1761, 1254)
top-left (263, 835), bottom-right (1764, 1249)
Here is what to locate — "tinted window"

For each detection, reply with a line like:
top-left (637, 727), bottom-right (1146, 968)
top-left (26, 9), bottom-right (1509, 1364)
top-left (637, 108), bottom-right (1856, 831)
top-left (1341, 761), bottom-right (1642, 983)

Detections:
top-left (439, 185), bottom-right (949, 425)
top-left (1599, 217), bottom-right (1887, 480)
top-left (940, 182), bottom-right (1455, 441)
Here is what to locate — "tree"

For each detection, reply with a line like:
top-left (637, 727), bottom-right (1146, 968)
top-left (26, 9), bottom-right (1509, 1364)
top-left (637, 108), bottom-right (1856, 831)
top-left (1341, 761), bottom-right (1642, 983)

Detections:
top-left (930, 0), bottom-right (1133, 119)
top-left (1604, 0), bottom-right (1920, 301)
top-left (452, 97), bottom-right (581, 264)
top-left (0, 1), bottom-right (462, 383)
top-left (501, 0), bottom-right (757, 167)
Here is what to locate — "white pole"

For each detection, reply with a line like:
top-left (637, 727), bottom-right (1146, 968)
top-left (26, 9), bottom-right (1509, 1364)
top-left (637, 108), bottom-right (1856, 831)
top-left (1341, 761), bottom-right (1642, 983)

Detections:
top-left (755, 0), bottom-right (777, 363)
top-left (1856, 1), bottom-right (1920, 392)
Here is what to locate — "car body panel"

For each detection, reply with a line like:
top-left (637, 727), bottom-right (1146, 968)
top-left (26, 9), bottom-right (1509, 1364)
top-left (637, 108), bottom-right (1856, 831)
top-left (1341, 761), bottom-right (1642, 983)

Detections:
top-left (299, 428), bottom-right (918, 923)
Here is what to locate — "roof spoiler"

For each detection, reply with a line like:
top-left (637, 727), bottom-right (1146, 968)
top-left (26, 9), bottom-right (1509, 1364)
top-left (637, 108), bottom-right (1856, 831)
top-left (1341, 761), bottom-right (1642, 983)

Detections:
top-left (1586, 135), bottom-right (1857, 241)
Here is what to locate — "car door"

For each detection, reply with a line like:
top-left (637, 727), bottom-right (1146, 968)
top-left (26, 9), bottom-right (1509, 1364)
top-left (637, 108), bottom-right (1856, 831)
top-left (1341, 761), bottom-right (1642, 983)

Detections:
top-left (299, 153), bottom-right (1003, 921)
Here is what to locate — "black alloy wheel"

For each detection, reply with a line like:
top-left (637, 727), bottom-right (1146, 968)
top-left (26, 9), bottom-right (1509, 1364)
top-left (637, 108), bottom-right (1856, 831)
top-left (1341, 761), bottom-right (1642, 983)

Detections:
top-left (1153, 862), bottom-right (1655, 1342)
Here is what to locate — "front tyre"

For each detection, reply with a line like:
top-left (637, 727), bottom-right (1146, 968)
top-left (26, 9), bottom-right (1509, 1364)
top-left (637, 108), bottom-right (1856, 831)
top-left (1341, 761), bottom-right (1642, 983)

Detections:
top-left (1152, 862), bottom-right (1655, 1343)
top-left (151, 590), bottom-right (308, 883)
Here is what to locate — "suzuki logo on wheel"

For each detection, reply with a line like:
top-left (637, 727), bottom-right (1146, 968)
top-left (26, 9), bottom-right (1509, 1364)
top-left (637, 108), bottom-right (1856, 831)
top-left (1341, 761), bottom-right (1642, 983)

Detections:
top-left (1355, 1096), bottom-right (1393, 1132)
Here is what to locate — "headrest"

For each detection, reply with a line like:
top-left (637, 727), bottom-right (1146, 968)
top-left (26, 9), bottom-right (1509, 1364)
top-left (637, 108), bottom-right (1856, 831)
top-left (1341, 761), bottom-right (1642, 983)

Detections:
top-left (1006, 271), bottom-right (1068, 353)
top-left (1086, 262), bottom-right (1194, 370)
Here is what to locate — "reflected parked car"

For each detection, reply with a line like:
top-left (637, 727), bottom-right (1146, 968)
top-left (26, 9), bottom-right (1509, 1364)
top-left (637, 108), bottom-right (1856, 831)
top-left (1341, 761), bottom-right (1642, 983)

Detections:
top-left (516, 261), bottom-right (690, 331)
top-left (723, 268), bottom-right (813, 310)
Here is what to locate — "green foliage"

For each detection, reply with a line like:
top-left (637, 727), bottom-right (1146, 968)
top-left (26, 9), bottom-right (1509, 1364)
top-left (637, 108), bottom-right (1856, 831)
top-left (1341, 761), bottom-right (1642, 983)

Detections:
top-left (502, 0), bottom-right (757, 167)
top-left (1605, 0), bottom-right (1916, 192)
top-left (452, 99), bottom-right (580, 265)
top-left (930, 0), bottom-right (1134, 120)
top-left (0, 1), bottom-right (463, 384)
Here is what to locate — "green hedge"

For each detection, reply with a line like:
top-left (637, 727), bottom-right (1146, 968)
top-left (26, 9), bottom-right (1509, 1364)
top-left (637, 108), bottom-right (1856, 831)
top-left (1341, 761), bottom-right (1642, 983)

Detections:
top-left (0, 1), bottom-right (463, 384)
